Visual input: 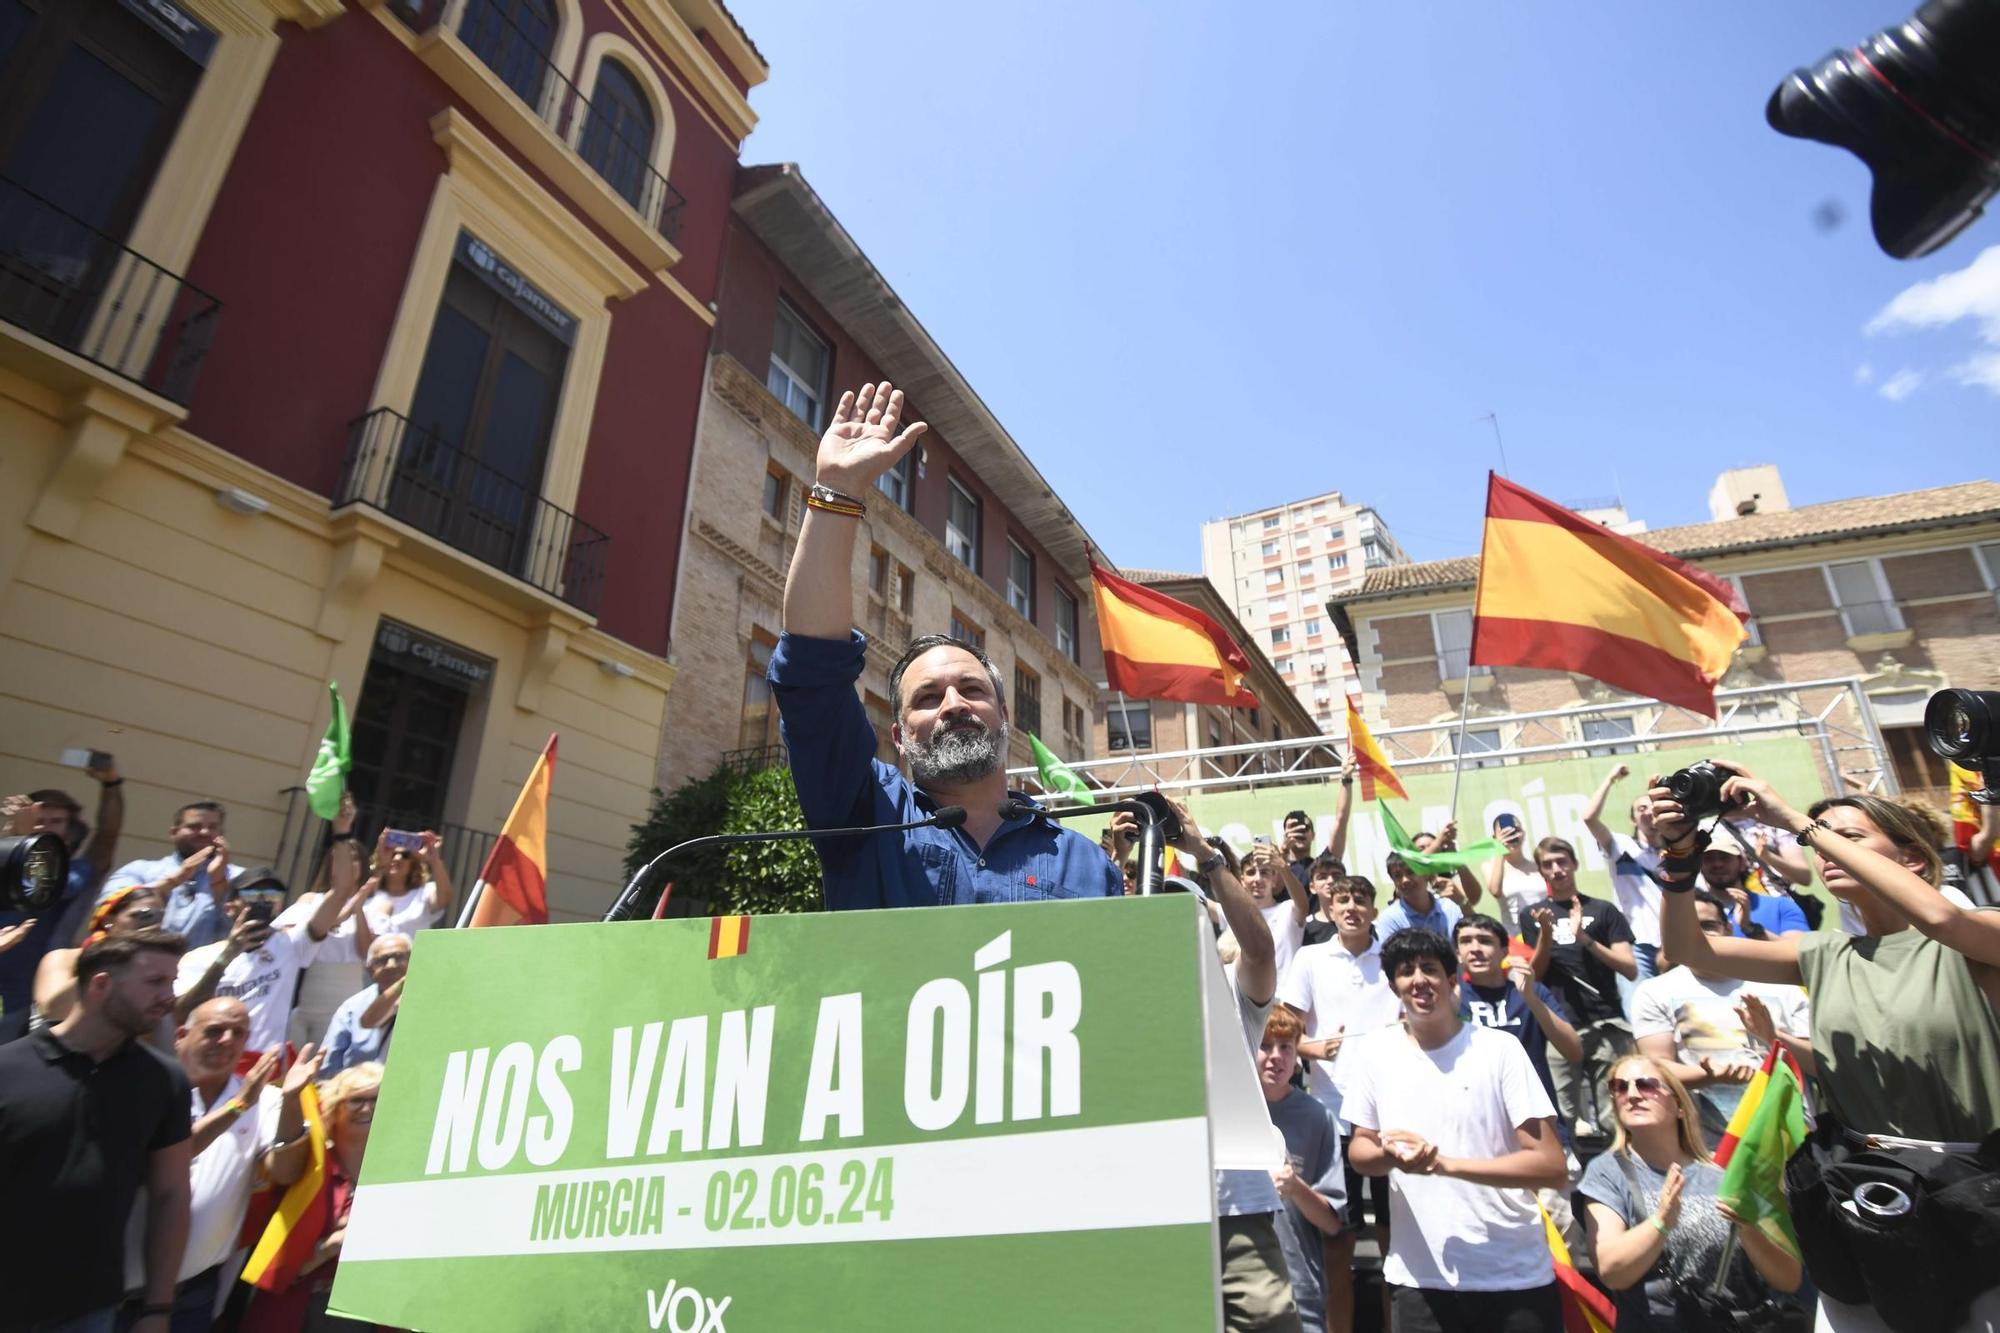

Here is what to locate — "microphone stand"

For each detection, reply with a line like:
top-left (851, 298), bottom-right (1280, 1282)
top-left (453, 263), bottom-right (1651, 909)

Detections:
top-left (601, 807), bottom-right (967, 922)
top-left (1004, 798), bottom-right (1166, 895)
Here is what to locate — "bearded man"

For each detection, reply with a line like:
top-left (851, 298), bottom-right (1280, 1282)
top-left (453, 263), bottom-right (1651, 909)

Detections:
top-left (769, 381), bottom-right (1122, 910)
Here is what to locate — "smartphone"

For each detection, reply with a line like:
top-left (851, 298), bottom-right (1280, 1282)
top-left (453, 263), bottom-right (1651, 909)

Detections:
top-left (59, 748), bottom-right (111, 769)
top-left (240, 890), bottom-right (283, 926)
top-left (1252, 835), bottom-right (1272, 845)
top-left (383, 829), bottom-right (425, 853)
top-left (1495, 813), bottom-right (1522, 832)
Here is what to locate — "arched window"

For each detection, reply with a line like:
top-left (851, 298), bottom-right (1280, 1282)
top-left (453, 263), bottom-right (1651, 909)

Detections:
top-left (580, 59), bottom-right (655, 212)
top-left (462, 0), bottom-right (557, 112)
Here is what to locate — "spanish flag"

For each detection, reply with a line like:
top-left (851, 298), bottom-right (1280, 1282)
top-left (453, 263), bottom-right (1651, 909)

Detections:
top-left (240, 1083), bottom-right (329, 1292)
top-left (1472, 474), bottom-right (1747, 716)
top-left (1542, 1201), bottom-right (1616, 1333)
top-left (709, 914), bottom-right (750, 959)
top-left (1091, 563), bottom-right (1258, 708)
top-left (470, 734), bottom-right (556, 927)
top-left (1345, 699), bottom-right (1406, 801)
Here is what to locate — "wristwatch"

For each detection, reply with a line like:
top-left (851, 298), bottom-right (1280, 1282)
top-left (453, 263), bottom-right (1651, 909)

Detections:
top-left (1195, 851), bottom-right (1226, 875)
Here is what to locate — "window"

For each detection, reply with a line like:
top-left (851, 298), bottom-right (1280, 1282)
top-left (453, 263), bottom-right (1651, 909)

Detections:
top-left (1885, 724), bottom-right (1952, 797)
top-left (762, 467), bottom-right (789, 521)
top-left (1825, 560), bottom-right (1903, 636)
top-left (1054, 587), bottom-right (1079, 663)
top-left (1362, 539), bottom-right (1384, 568)
top-left (1264, 567), bottom-right (1285, 588)
top-left (1013, 664), bottom-right (1042, 735)
top-left (1208, 718), bottom-right (1224, 749)
top-left (1452, 726), bottom-right (1505, 770)
top-left (1107, 699), bottom-right (1153, 751)
top-left (1262, 514), bottom-right (1282, 530)
top-left (578, 59), bottom-right (654, 211)
top-left (949, 607), bottom-right (985, 649)
top-left (1278, 657), bottom-right (1293, 676)
top-left (1431, 609), bottom-right (1490, 681)
top-left (895, 560), bottom-right (915, 614)
top-left (1725, 574), bottom-right (1762, 647)
top-left (1261, 540), bottom-right (1281, 558)
top-left (1265, 598), bottom-right (1286, 617)
top-left (946, 477), bottom-right (981, 571)
top-left (740, 631), bottom-right (779, 748)
top-left (1581, 715), bottom-right (1638, 755)
top-left (868, 546), bottom-right (889, 598)
top-left (1304, 618), bottom-right (1322, 637)
top-left (1061, 697), bottom-right (1089, 753)
top-left (1978, 542), bottom-right (2000, 592)
top-left (767, 301), bottom-right (831, 429)
top-left (1271, 626), bottom-right (1291, 647)
top-left (1328, 527), bottom-right (1344, 543)
top-left (463, 0), bottom-right (557, 109)
top-left (1006, 539), bottom-right (1034, 619)
top-left (877, 452), bottom-right (913, 511)
top-left (1329, 552), bottom-right (1348, 571)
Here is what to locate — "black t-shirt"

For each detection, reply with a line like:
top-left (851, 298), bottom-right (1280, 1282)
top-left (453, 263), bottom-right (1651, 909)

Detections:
top-left (0, 1028), bottom-right (192, 1325)
top-left (1516, 892), bottom-right (1635, 1026)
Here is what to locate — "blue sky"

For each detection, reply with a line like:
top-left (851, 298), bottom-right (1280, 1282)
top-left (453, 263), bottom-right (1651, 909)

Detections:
top-left (727, 0), bottom-right (1998, 569)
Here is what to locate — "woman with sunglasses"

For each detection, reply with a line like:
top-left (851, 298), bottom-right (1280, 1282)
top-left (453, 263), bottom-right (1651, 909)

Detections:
top-left (1576, 1055), bottom-right (1803, 1331)
top-left (1653, 763), bottom-right (2000, 1332)
top-left (242, 1061), bottom-right (385, 1332)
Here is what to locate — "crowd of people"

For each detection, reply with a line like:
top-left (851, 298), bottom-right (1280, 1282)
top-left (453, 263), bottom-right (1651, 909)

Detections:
top-left (1, 771), bottom-right (449, 1332)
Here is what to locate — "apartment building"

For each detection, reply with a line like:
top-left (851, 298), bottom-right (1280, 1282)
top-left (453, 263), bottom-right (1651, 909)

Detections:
top-left (1200, 490), bottom-right (1408, 732)
top-left (655, 164), bottom-right (1102, 787)
top-left (0, 0), bottom-right (765, 917)
top-left (1328, 472), bottom-right (2000, 804)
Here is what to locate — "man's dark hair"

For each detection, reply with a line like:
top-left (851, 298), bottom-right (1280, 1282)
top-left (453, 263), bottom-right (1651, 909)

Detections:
top-left (1454, 912), bottom-right (1511, 947)
top-left (174, 799), bottom-right (226, 826)
top-left (1384, 852), bottom-right (1409, 877)
top-left (1308, 854), bottom-right (1345, 881)
top-left (1693, 888), bottom-right (1735, 917)
top-left (27, 788), bottom-right (81, 815)
top-left (887, 635), bottom-right (1005, 716)
top-left (1534, 836), bottom-right (1578, 863)
top-left (1327, 874), bottom-right (1377, 906)
top-left (76, 927), bottom-right (187, 983)
top-left (1381, 927), bottom-right (1458, 980)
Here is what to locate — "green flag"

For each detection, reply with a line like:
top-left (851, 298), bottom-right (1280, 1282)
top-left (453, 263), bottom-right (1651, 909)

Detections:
top-left (306, 682), bottom-right (351, 820)
top-left (1378, 800), bottom-right (1505, 876)
top-left (1029, 733), bottom-right (1090, 799)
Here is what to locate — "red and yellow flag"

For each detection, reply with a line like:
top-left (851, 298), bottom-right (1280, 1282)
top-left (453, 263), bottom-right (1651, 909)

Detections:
top-left (709, 914), bottom-right (750, 959)
top-left (240, 1083), bottom-right (329, 1292)
top-left (1345, 699), bottom-right (1406, 801)
top-left (1542, 1201), bottom-right (1616, 1333)
top-left (1472, 474), bottom-right (1747, 716)
top-left (1091, 563), bottom-right (1259, 708)
top-left (470, 734), bottom-right (556, 927)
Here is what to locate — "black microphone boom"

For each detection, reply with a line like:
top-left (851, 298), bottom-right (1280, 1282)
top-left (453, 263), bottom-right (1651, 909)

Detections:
top-left (602, 806), bottom-right (968, 922)
top-left (1001, 796), bottom-right (1169, 895)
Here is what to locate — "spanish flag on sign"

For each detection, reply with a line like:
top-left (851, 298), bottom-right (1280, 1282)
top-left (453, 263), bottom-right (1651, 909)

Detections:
top-left (1091, 563), bottom-right (1258, 709)
top-left (1472, 474), bottom-right (1747, 717)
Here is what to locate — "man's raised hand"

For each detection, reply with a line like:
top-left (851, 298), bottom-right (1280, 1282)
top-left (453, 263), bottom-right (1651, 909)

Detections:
top-left (814, 382), bottom-right (928, 494)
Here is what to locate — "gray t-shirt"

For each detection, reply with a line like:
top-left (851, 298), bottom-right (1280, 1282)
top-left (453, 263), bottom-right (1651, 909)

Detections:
top-left (1266, 1088), bottom-right (1346, 1331)
top-left (1575, 1152), bottom-right (1780, 1331)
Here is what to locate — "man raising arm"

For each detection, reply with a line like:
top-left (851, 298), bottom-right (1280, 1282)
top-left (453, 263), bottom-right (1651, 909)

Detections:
top-left (770, 382), bottom-right (1120, 909)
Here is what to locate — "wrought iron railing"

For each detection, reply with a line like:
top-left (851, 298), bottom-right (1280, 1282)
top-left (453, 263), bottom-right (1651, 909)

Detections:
top-left (273, 786), bottom-right (499, 916)
top-left (336, 407), bottom-right (609, 615)
top-left (0, 176), bottom-right (221, 403)
top-left (718, 745), bottom-right (788, 775)
top-left (452, 0), bottom-right (688, 243)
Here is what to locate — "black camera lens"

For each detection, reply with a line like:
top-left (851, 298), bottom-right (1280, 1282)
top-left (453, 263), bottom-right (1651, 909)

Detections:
top-left (1128, 791), bottom-right (1184, 845)
top-left (0, 832), bottom-right (70, 913)
top-left (1925, 687), bottom-right (2000, 760)
top-left (1664, 761), bottom-right (1730, 822)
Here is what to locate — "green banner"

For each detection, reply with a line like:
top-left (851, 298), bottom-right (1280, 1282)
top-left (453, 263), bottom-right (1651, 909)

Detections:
top-left (332, 898), bottom-right (1241, 1331)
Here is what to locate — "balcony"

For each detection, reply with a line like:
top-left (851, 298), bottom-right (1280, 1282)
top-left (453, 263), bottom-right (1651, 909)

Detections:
top-left (406, 0), bottom-right (688, 271)
top-left (0, 177), bottom-right (220, 404)
top-left (335, 407), bottom-right (608, 616)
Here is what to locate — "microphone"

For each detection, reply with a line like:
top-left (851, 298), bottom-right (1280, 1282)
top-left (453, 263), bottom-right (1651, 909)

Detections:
top-left (602, 806), bottom-right (968, 922)
top-left (999, 796), bottom-right (1169, 895)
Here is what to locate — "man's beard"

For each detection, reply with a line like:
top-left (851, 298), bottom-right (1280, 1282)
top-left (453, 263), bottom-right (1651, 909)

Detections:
top-left (906, 717), bottom-right (1007, 789)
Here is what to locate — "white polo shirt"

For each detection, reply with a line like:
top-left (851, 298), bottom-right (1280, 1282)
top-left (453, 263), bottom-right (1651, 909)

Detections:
top-left (1276, 935), bottom-right (1404, 1126)
top-left (125, 1076), bottom-right (284, 1288)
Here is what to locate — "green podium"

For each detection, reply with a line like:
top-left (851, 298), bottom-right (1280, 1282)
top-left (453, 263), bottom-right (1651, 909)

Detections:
top-left (332, 895), bottom-right (1277, 1331)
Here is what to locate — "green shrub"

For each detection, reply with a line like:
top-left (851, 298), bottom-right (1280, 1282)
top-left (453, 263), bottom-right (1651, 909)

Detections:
top-left (624, 763), bottom-right (821, 917)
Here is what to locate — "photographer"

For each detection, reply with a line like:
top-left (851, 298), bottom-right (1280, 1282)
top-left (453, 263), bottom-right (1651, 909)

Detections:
top-left (1652, 759), bottom-right (2000, 1332)
top-left (0, 760), bottom-right (124, 1042)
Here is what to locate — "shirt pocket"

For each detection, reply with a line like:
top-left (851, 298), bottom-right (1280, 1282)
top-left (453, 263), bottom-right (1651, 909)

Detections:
top-left (911, 841), bottom-right (961, 907)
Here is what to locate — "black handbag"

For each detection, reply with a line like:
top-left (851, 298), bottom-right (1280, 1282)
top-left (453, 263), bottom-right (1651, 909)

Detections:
top-left (1783, 1114), bottom-right (2000, 1333)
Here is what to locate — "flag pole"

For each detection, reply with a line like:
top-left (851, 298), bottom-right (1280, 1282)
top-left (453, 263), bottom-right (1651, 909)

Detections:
top-left (1115, 689), bottom-right (1140, 753)
top-left (455, 877), bottom-right (485, 929)
top-left (1446, 674), bottom-right (1476, 815)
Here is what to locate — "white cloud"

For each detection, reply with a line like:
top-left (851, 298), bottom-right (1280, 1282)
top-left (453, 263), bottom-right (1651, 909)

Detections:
top-left (1865, 244), bottom-right (2000, 396)
top-left (1878, 369), bottom-right (1923, 402)
top-left (1853, 362), bottom-right (1875, 385)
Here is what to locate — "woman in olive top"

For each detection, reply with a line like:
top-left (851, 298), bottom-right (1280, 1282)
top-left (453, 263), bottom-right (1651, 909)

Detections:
top-left (1651, 762), bottom-right (2000, 1333)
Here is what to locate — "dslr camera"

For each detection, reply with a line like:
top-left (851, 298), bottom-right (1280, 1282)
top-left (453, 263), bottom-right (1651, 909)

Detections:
top-left (1661, 759), bottom-right (1745, 822)
top-left (1926, 688), bottom-right (2000, 804)
top-left (0, 831), bottom-right (70, 913)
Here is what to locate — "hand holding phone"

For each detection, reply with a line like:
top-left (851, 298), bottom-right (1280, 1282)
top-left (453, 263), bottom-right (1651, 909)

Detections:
top-left (383, 829), bottom-right (425, 854)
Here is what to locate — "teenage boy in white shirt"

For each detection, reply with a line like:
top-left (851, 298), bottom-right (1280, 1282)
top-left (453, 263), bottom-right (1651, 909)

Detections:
top-left (1344, 927), bottom-right (1569, 1333)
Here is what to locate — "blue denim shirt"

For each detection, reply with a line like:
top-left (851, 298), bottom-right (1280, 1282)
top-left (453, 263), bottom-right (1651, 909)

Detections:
top-left (769, 631), bottom-right (1123, 911)
top-left (102, 854), bottom-right (242, 949)
top-left (320, 984), bottom-right (393, 1076)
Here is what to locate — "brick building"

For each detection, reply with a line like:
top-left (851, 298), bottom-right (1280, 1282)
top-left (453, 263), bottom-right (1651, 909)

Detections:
top-left (0, 0), bottom-right (765, 917)
top-left (655, 164), bottom-right (1102, 789)
top-left (1329, 474), bottom-right (2000, 802)
top-left (1093, 571), bottom-right (1320, 762)
top-left (1200, 489), bottom-right (1408, 732)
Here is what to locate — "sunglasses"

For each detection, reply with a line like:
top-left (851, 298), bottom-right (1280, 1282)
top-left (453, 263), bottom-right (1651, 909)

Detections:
top-left (1610, 1076), bottom-right (1668, 1097)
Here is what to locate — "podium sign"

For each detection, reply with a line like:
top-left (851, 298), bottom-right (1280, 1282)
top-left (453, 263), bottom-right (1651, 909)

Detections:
top-left (332, 896), bottom-right (1272, 1331)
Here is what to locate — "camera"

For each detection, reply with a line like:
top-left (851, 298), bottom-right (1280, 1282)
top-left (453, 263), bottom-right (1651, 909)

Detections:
top-left (1925, 687), bottom-right (2000, 804)
top-left (0, 832), bottom-right (69, 913)
top-left (1663, 760), bottom-right (1743, 822)
top-left (1767, 0), bottom-right (2000, 259)
top-left (1128, 791), bottom-right (1184, 845)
